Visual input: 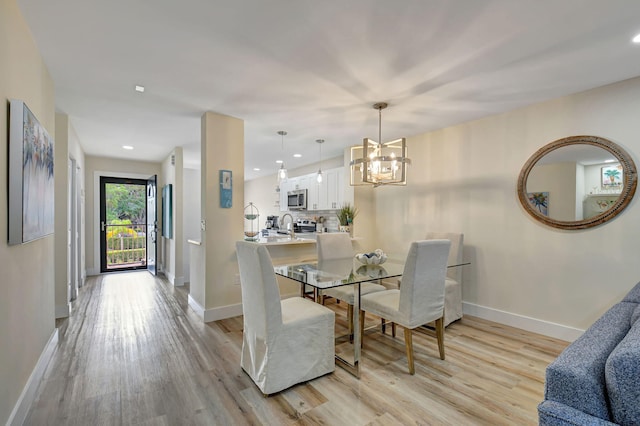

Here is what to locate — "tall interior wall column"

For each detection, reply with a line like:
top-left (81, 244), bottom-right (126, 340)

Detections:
top-left (194, 111), bottom-right (244, 320)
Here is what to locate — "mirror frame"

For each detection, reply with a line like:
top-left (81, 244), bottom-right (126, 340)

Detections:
top-left (517, 135), bottom-right (637, 230)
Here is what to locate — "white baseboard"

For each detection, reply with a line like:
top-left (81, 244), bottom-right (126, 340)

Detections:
top-left (86, 267), bottom-right (99, 276)
top-left (187, 295), bottom-right (243, 323)
top-left (203, 303), bottom-right (243, 322)
top-left (165, 272), bottom-right (185, 287)
top-left (8, 329), bottom-right (59, 426)
top-left (55, 303), bottom-right (71, 319)
top-left (188, 295), bottom-right (205, 319)
top-left (462, 302), bottom-right (584, 342)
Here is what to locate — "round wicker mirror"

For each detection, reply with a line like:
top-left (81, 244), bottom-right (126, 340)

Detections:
top-left (517, 135), bottom-right (637, 230)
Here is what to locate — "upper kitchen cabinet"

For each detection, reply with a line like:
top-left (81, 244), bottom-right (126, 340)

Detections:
top-left (278, 179), bottom-right (292, 212)
top-left (308, 167), bottom-right (353, 211)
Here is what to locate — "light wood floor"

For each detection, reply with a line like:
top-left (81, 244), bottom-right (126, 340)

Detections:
top-left (25, 271), bottom-right (568, 425)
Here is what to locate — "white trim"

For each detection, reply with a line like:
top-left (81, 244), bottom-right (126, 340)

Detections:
top-left (7, 329), bottom-right (59, 426)
top-left (462, 302), bottom-right (584, 342)
top-left (86, 267), bottom-right (99, 276)
top-left (188, 294), bottom-right (205, 320)
top-left (55, 303), bottom-right (71, 318)
top-left (166, 271), bottom-right (175, 285)
top-left (174, 275), bottom-right (185, 287)
top-left (203, 303), bottom-right (243, 323)
top-left (188, 292), bottom-right (301, 323)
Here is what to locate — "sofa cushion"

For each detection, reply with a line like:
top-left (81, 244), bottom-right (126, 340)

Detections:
top-left (631, 303), bottom-right (640, 326)
top-left (622, 281), bottom-right (640, 303)
top-left (605, 319), bottom-right (640, 426)
top-left (545, 302), bottom-right (637, 421)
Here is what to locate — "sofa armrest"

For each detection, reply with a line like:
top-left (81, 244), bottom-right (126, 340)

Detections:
top-left (538, 401), bottom-right (618, 426)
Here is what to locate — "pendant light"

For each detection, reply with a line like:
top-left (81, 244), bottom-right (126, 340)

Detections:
top-left (350, 102), bottom-right (411, 187)
top-left (316, 139), bottom-right (324, 183)
top-left (277, 130), bottom-right (288, 183)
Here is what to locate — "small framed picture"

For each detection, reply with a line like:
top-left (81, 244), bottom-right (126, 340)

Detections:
top-left (220, 170), bottom-right (232, 208)
top-left (527, 192), bottom-right (549, 216)
top-left (601, 165), bottom-right (623, 188)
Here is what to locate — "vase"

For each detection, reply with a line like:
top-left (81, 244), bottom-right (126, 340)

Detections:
top-left (339, 225), bottom-right (350, 234)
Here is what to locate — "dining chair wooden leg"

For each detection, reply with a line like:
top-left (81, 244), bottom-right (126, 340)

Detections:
top-left (381, 318), bottom-right (386, 334)
top-left (404, 328), bottom-right (415, 375)
top-left (435, 316), bottom-right (445, 360)
top-left (391, 322), bottom-right (396, 338)
top-left (359, 310), bottom-right (365, 348)
top-left (348, 304), bottom-right (354, 343)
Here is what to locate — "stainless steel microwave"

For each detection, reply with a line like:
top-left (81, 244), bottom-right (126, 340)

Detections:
top-left (287, 189), bottom-right (307, 210)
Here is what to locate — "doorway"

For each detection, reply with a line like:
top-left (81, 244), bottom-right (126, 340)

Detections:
top-left (99, 176), bottom-right (155, 273)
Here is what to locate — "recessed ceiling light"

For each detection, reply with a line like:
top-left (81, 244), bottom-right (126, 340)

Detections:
top-left (253, 168), bottom-right (260, 171)
top-left (122, 145), bottom-right (134, 150)
top-left (276, 160), bottom-right (283, 164)
top-left (633, 33), bottom-right (640, 43)
top-left (604, 159), bottom-right (616, 163)
top-left (135, 85), bottom-right (145, 93)
top-left (293, 153), bottom-right (302, 158)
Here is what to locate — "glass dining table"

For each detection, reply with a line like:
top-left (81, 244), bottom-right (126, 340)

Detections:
top-left (274, 258), bottom-right (470, 378)
top-left (274, 258), bottom-right (405, 378)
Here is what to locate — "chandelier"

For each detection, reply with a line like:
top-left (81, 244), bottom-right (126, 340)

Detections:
top-left (350, 102), bottom-right (410, 187)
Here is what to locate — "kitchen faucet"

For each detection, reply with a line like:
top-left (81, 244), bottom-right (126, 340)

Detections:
top-left (280, 213), bottom-right (295, 239)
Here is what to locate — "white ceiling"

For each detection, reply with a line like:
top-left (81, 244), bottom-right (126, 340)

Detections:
top-left (16, 0), bottom-right (640, 180)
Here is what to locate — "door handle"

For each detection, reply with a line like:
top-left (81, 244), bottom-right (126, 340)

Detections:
top-left (101, 221), bottom-right (106, 232)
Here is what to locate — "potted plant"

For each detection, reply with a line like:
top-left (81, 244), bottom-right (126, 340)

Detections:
top-left (336, 203), bottom-right (358, 235)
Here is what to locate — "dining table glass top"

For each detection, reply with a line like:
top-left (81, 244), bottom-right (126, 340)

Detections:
top-left (273, 258), bottom-right (405, 290)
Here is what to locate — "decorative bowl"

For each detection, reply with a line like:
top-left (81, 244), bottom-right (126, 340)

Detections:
top-left (355, 249), bottom-right (387, 265)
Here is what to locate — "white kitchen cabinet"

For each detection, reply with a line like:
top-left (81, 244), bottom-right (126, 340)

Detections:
top-left (311, 167), bottom-right (354, 210)
top-left (303, 174), bottom-right (320, 210)
top-left (283, 167), bottom-right (354, 212)
top-left (338, 167), bottom-right (354, 208)
top-left (278, 179), bottom-right (292, 212)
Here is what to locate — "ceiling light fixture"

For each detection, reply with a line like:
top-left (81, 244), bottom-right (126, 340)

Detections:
top-left (134, 85), bottom-right (145, 93)
top-left (633, 33), bottom-right (640, 43)
top-left (316, 139), bottom-right (324, 183)
top-left (293, 153), bottom-right (302, 158)
top-left (122, 145), bottom-right (134, 150)
top-left (253, 167), bottom-right (261, 171)
top-left (277, 130), bottom-right (288, 183)
top-left (350, 102), bottom-right (411, 187)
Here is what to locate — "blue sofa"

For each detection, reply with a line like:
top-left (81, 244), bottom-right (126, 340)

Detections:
top-left (538, 282), bottom-right (640, 425)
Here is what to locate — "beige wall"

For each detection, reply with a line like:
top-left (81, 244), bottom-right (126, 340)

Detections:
top-left (0, 0), bottom-right (56, 421)
top-left (375, 75), bottom-right (640, 335)
top-left (200, 111), bottom-right (244, 311)
top-left (84, 156), bottom-right (161, 274)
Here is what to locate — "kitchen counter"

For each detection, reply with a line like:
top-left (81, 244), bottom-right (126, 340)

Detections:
top-left (254, 230), bottom-right (362, 245)
top-left (256, 231), bottom-right (317, 245)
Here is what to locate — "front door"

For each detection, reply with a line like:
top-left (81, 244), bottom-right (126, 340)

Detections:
top-left (99, 176), bottom-right (149, 273)
top-left (146, 175), bottom-right (158, 276)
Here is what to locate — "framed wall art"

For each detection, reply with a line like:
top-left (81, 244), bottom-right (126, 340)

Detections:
top-left (162, 184), bottom-right (173, 239)
top-left (220, 170), bottom-right (232, 208)
top-left (527, 192), bottom-right (549, 217)
top-left (601, 165), bottom-right (623, 188)
top-left (8, 99), bottom-right (55, 245)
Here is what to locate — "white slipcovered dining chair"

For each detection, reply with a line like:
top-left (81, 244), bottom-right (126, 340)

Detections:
top-left (235, 241), bottom-right (335, 395)
top-left (427, 232), bottom-right (464, 326)
top-left (396, 232), bottom-right (464, 326)
top-left (317, 233), bottom-right (386, 336)
top-left (360, 239), bottom-right (450, 375)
